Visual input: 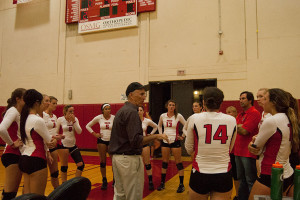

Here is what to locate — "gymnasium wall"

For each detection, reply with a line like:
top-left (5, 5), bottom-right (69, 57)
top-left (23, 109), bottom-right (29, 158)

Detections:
top-left (0, 0), bottom-right (300, 103)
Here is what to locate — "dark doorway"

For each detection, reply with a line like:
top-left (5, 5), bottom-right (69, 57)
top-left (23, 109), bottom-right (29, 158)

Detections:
top-left (149, 79), bottom-right (217, 156)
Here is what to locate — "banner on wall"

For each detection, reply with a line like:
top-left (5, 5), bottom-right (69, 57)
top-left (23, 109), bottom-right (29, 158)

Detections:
top-left (78, 0), bottom-right (138, 34)
top-left (13, 0), bottom-right (32, 4)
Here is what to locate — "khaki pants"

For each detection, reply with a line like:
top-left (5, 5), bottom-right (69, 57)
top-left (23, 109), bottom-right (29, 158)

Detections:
top-left (112, 155), bottom-right (144, 200)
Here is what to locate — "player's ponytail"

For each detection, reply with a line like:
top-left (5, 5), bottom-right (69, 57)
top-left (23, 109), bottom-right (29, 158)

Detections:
top-left (20, 89), bottom-right (43, 143)
top-left (269, 88), bottom-right (299, 153)
top-left (2, 88), bottom-right (26, 117)
top-left (287, 107), bottom-right (299, 152)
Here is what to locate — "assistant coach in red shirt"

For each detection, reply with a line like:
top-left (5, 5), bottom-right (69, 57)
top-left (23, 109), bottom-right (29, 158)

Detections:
top-left (234, 91), bottom-right (261, 200)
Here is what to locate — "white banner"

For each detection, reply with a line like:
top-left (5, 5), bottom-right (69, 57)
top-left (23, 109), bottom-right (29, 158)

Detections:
top-left (78, 15), bottom-right (137, 34)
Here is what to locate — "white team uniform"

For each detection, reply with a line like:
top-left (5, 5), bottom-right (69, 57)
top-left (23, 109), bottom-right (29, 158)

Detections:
top-left (43, 112), bottom-right (58, 137)
top-left (185, 112), bottom-right (236, 174)
top-left (22, 114), bottom-right (52, 159)
top-left (86, 114), bottom-right (115, 142)
top-left (0, 107), bottom-right (25, 154)
top-left (57, 116), bottom-right (82, 148)
top-left (158, 113), bottom-right (186, 143)
top-left (142, 118), bottom-right (158, 136)
top-left (258, 111), bottom-right (272, 129)
top-left (254, 113), bottom-right (293, 179)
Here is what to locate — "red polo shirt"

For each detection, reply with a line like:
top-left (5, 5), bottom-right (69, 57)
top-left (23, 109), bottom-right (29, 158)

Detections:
top-left (234, 106), bottom-right (261, 158)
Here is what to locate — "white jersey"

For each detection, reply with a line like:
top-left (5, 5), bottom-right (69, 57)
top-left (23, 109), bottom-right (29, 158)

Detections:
top-left (185, 112), bottom-right (236, 174)
top-left (86, 114), bottom-right (115, 141)
top-left (22, 114), bottom-right (52, 160)
top-left (57, 116), bottom-right (82, 147)
top-left (0, 107), bottom-right (20, 146)
top-left (183, 114), bottom-right (201, 137)
top-left (158, 113), bottom-right (186, 143)
top-left (254, 113), bottom-right (293, 179)
top-left (43, 112), bottom-right (58, 137)
top-left (142, 118), bottom-right (158, 136)
top-left (258, 111), bottom-right (272, 129)
top-left (0, 107), bottom-right (24, 154)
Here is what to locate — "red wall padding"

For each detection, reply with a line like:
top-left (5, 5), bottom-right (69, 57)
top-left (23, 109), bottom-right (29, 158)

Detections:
top-left (0, 100), bottom-right (298, 149)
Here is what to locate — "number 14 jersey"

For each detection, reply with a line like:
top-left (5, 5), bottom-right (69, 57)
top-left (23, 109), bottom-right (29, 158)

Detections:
top-left (185, 112), bottom-right (236, 174)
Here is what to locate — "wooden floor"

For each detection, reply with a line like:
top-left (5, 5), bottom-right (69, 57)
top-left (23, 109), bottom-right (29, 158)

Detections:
top-left (0, 147), bottom-right (237, 200)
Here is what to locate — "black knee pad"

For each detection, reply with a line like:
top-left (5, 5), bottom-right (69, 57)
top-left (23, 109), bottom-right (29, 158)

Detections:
top-left (70, 148), bottom-right (83, 164)
top-left (145, 164), bottom-right (152, 170)
top-left (162, 162), bottom-right (168, 169)
top-left (61, 166), bottom-right (68, 173)
top-left (100, 162), bottom-right (106, 168)
top-left (77, 163), bottom-right (85, 171)
top-left (176, 163), bottom-right (184, 170)
top-left (51, 170), bottom-right (59, 178)
top-left (2, 190), bottom-right (17, 200)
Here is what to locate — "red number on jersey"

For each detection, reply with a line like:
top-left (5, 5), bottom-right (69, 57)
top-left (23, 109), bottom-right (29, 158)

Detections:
top-left (69, 126), bottom-right (73, 132)
top-left (106, 124), bottom-right (109, 129)
top-left (204, 124), bottom-right (228, 144)
top-left (204, 124), bottom-right (212, 144)
top-left (167, 121), bottom-right (172, 127)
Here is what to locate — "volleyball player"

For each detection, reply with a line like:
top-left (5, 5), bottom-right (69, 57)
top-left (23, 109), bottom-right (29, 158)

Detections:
top-left (248, 88), bottom-right (298, 198)
top-left (18, 89), bottom-right (57, 195)
top-left (138, 106), bottom-right (158, 191)
top-left (226, 106), bottom-right (237, 118)
top-left (86, 103), bottom-right (114, 190)
top-left (257, 88), bottom-right (272, 128)
top-left (157, 100), bottom-right (186, 193)
top-left (57, 105), bottom-right (84, 183)
top-left (43, 96), bottom-right (61, 189)
top-left (185, 87), bottom-right (237, 200)
top-left (0, 88), bottom-right (26, 200)
top-left (183, 101), bottom-right (202, 137)
top-left (39, 95), bottom-right (50, 117)
top-left (182, 101), bottom-right (203, 161)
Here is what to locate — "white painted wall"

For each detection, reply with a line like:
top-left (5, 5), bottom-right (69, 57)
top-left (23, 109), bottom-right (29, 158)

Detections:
top-left (0, 0), bottom-right (299, 105)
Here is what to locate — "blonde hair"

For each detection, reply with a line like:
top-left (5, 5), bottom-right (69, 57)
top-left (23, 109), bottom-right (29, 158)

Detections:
top-left (258, 88), bottom-right (268, 93)
top-left (226, 106), bottom-right (237, 118)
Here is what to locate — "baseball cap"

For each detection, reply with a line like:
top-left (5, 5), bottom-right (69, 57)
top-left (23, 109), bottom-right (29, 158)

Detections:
top-left (126, 82), bottom-right (149, 96)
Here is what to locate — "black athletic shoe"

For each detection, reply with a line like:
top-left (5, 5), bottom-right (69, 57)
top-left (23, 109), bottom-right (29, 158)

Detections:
top-left (149, 182), bottom-right (154, 191)
top-left (157, 183), bottom-right (165, 191)
top-left (176, 184), bottom-right (185, 193)
top-left (101, 181), bottom-right (108, 190)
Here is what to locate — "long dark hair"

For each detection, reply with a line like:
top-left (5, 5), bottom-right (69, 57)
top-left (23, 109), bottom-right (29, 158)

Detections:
top-left (268, 88), bottom-right (299, 152)
top-left (165, 99), bottom-right (178, 119)
top-left (2, 88), bottom-right (26, 117)
top-left (20, 89), bottom-right (43, 143)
